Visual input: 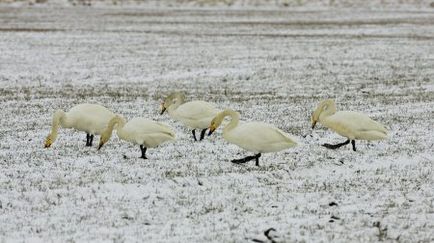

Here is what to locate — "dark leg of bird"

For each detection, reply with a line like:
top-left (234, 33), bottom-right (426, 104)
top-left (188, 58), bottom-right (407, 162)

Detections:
top-left (140, 145), bottom-right (147, 159)
top-left (351, 140), bottom-right (356, 151)
top-left (88, 134), bottom-right (94, 146)
top-left (192, 129), bottom-right (197, 141)
top-left (232, 153), bottom-right (261, 165)
top-left (86, 133), bottom-right (90, 146)
top-left (255, 153), bottom-right (262, 166)
top-left (322, 139), bottom-right (350, 149)
top-left (199, 128), bottom-right (207, 141)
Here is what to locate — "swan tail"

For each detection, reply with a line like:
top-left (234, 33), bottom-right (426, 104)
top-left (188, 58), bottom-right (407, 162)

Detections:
top-left (274, 128), bottom-right (298, 146)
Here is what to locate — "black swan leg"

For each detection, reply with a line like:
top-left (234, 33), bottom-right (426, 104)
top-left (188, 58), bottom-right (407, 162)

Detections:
top-left (232, 153), bottom-right (262, 166)
top-left (140, 145), bottom-right (148, 159)
top-left (255, 153), bottom-right (261, 166)
top-left (192, 130), bottom-right (197, 141)
top-left (199, 128), bottom-right (207, 141)
top-left (88, 134), bottom-right (94, 146)
top-left (322, 139), bottom-right (350, 149)
top-left (351, 140), bottom-right (356, 151)
top-left (86, 133), bottom-right (91, 146)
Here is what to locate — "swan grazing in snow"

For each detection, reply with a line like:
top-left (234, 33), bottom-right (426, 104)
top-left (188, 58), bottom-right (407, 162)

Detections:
top-left (161, 91), bottom-right (219, 141)
top-left (98, 116), bottom-right (176, 159)
top-left (44, 104), bottom-right (116, 148)
top-left (208, 109), bottom-right (298, 166)
top-left (311, 99), bottom-right (388, 151)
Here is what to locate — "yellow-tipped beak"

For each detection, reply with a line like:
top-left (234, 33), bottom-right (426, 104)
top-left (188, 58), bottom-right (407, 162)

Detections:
top-left (44, 141), bottom-right (51, 148)
top-left (311, 120), bottom-right (317, 129)
top-left (160, 102), bottom-right (166, 115)
top-left (44, 137), bottom-right (52, 148)
top-left (98, 142), bottom-right (104, 150)
top-left (208, 126), bottom-right (216, 136)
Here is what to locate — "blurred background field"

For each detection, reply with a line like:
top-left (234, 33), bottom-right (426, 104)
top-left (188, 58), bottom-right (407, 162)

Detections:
top-left (0, 0), bottom-right (433, 242)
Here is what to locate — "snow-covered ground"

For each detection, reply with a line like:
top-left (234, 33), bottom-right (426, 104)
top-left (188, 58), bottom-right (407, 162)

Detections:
top-left (0, 5), bottom-right (433, 242)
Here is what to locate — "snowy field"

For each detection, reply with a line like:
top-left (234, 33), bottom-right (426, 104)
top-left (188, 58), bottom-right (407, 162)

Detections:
top-left (0, 4), bottom-right (434, 242)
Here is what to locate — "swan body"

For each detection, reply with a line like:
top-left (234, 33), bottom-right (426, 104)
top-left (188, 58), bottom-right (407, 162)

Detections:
top-left (98, 116), bottom-right (176, 159)
top-left (44, 103), bottom-right (116, 148)
top-left (311, 99), bottom-right (388, 151)
top-left (161, 92), bottom-right (219, 141)
top-left (170, 101), bottom-right (218, 129)
top-left (208, 109), bottom-right (297, 166)
top-left (223, 122), bottom-right (297, 153)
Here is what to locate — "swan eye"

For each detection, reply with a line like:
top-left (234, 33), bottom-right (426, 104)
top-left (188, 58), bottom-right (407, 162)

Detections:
top-left (323, 105), bottom-right (328, 111)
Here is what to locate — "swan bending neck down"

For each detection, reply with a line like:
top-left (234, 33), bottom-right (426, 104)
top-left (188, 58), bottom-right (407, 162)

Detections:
top-left (161, 91), bottom-right (185, 115)
top-left (98, 115), bottom-right (176, 159)
top-left (98, 115), bottom-right (127, 145)
top-left (208, 109), bottom-right (297, 166)
top-left (45, 109), bottom-right (66, 148)
top-left (160, 91), bottom-right (219, 141)
top-left (311, 99), bottom-right (388, 151)
top-left (44, 104), bottom-right (116, 148)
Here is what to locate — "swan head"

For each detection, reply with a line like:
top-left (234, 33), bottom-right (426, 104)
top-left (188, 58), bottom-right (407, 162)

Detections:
top-left (160, 102), bottom-right (167, 115)
top-left (98, 131), bottom-right (110, 150)
top-left (208, 113), bottom-right (224, 136)
top-left (311, 99), bottom-right (336, 129)
top-left (44, 135), bottom-right (53, 148)
top-left (160, 91), bottom-right (185, 115)
top-left (98, 115), bottom-right (124, 150)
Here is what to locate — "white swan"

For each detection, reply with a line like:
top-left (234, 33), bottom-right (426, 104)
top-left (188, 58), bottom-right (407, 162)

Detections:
top-left (98, 116), bottom-right (176, 159)
top-left (208, 109), bottom-right (297, 166)
top-left (311, 99), bottom-right (388, 151)
top-left (44, 103), bottom-right (116, 148)
top-left (161, 91), bottom-right (219, 141)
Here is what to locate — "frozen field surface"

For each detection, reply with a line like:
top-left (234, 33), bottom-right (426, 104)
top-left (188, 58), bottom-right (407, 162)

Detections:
top-left (0, 6), bottom-right (434, 242)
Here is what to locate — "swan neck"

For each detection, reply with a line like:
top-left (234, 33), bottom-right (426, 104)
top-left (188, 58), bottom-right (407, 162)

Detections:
top-left (222, 110), bottom-right (240, 133)
top-left (103, 116), bottom-right (126, 140)
top-left (49, 109), bottom-right (65, 141)
top-left (168, 93), bottom-right (185, 114)
top-left (110, 116), bottom-right (126, 131)
top-left (319, 105), bottom-right (336, 123)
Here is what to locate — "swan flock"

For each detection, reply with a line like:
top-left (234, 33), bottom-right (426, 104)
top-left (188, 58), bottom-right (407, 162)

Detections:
top-left (45, 94), bottom-right (388, 166)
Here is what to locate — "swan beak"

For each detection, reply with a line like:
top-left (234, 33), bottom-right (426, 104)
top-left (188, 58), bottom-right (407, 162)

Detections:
top-left (160, 102), bottom-right (167, 115)
top-left (208, 126), bottom-right (216, 136)
top-left (44, 138), bottom-right (52, 148)
top-left (97, 142), bottom-right (104, 150)
top-left (160, 108), bottom-right (166, 115)
top-left (311, 120), bottom-right (317, 129)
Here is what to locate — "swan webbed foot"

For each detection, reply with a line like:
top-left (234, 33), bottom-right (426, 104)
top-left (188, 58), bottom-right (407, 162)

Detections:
top-left (231, 156), bottom-right (254, 164)
top-left (232, 159), bottom-right (246, 164)
top-left (199, 128), bottom-right (207, 141)
top-left (231, 153), bottom-right (261, 166)
top-left (192, 130), bottom-right (197, 141)
top-left (85, 133), bottom-right (94, 146)
top-left (140, 145), bottom-right (148, 159)
top-left (322, 139), bottom-right (350, 150)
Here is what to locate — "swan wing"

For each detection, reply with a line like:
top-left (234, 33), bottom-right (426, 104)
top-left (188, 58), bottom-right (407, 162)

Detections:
top-left (326, 111), bottom-right (388, 139)
top-left (174, 101), bottom-right (218, 120)
top-left (123, 118), bottom-right (176, 138)
top-left (70, 104), bottom-right (113, 116)
top-left (67, 104), bottom-right (115, 134)
top-left (225, 122), bottom-right (297, 153)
